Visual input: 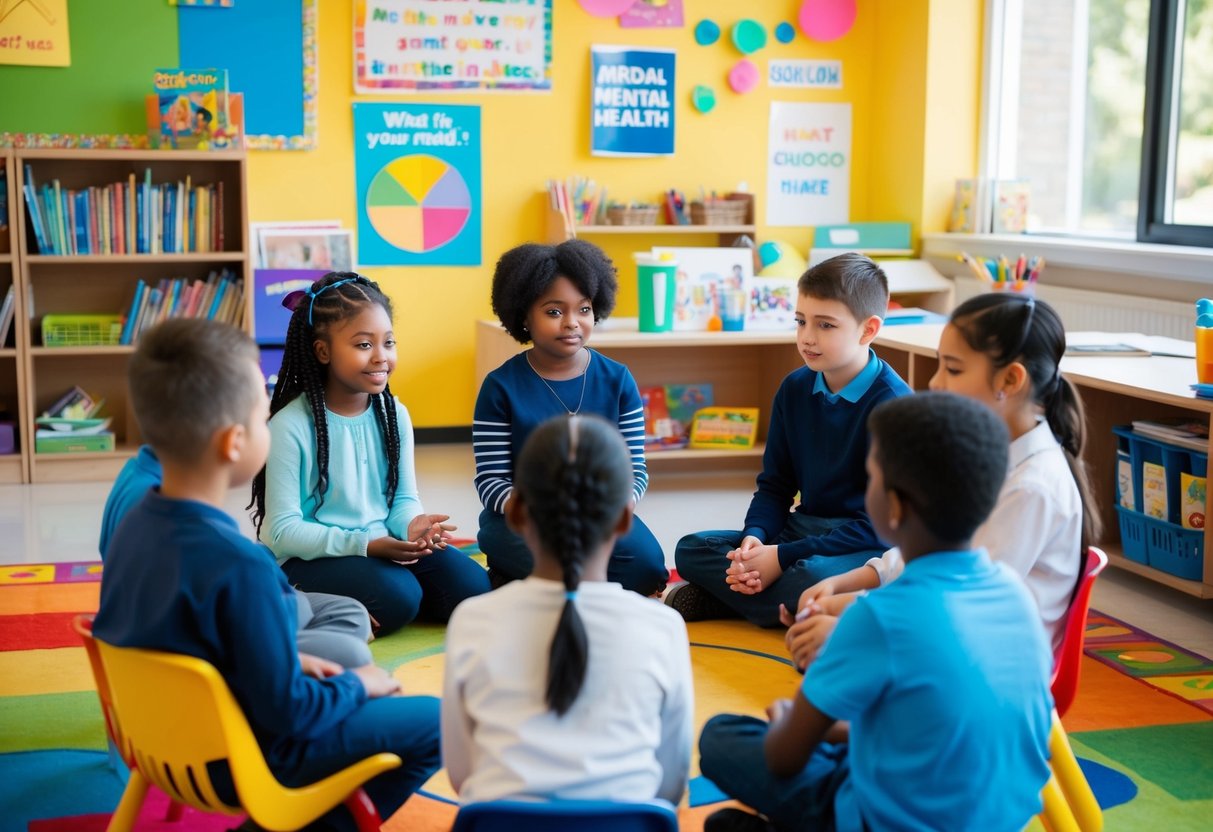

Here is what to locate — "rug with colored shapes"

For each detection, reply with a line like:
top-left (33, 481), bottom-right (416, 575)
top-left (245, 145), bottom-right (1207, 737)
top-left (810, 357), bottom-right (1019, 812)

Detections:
top-left (2, 564), bottom-right (1211, 831)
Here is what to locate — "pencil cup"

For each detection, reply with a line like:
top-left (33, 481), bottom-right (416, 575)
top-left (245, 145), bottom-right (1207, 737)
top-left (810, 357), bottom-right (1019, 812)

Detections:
top-left (634, 253), bottom-right (677, 333)
top-left (1196, 327), bottom-right (1213, 384)
top-left (989, 280), bottom-right (1036, 296)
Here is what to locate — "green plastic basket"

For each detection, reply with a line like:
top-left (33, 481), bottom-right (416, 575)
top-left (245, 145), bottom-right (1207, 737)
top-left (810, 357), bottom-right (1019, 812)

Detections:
top-left (42, 314), bottom-right (123, 347)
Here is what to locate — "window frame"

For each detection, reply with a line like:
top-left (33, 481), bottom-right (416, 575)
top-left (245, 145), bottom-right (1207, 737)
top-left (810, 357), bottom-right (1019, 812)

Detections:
top-left (1138, 0), bottom-right (1213, 246)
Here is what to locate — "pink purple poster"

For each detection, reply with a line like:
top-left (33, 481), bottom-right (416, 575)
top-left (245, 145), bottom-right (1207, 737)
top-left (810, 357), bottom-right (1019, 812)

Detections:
top-left (620, 0), bottom-right (684, 28)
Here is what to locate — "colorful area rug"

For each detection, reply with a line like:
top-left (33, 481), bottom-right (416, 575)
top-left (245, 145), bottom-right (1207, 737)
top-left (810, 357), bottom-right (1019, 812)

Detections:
top-left (2, 562), bottom-right (1211, 831)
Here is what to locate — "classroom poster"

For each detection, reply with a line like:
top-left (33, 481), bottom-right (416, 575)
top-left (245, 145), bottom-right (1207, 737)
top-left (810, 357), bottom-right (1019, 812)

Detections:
top-left (354, 0), bottom-right (552, 92)
top-left (0, 0), bottom-right (70, 66)
top-left (253, 268), bottom-right (328, 345)
top-left (353, 103), bottom-right (482, 266)
top-left (591, 46), bottom-right (675, 157)
top-left (767, 102), bottom-right (851, 226)
top-left (619, 0), bottom-right (684, 28)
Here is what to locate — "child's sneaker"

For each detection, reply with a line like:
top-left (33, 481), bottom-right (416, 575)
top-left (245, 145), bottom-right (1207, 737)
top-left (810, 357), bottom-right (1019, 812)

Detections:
top-left (704, 808), bottom-right (775, 832)
top-left (663, 582), bottom-right (734, 622)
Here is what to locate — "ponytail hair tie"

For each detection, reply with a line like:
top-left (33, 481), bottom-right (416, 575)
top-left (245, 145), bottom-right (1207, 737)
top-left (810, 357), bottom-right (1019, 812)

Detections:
top-left (565, 590), bottom-right (578, 601)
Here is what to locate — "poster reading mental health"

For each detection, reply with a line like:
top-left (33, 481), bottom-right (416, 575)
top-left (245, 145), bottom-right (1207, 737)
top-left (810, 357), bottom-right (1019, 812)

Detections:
top-left (591, 46), bottom-right (675, 157)
top-left (354, 0), bottom-right (551, 92)
top-left (767, 102), bottom-right (851, 226)
top-left (354, 103), bottom-right (482, 266)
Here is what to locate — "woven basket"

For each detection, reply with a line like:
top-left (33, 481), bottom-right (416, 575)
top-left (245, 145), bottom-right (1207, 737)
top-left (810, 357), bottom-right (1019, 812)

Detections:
top-left (690, 199), bottom-right (750, 226)
top-left (605, 205), bottom-right (659, 226)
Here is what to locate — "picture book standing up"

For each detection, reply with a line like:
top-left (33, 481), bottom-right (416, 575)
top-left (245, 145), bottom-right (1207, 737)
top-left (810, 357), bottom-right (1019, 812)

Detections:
top-left (153, 68), bottom-right (233, 150)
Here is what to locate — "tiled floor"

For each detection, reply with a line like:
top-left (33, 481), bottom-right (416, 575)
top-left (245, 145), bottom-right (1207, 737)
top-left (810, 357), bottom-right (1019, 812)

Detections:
top-left (4, 443), bottom-right (1213, 656)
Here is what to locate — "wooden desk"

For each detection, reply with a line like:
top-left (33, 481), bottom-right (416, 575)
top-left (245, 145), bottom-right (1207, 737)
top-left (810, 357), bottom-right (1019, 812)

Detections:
top-left (475, 319), bottom-right (1213, 597)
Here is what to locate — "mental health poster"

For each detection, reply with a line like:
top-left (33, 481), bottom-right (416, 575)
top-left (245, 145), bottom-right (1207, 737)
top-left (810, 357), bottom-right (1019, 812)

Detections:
top-left (354, 103), bottom-right (482, 266)
top-left (591, 45), bottom-right (675, 157)
top-left (767, 102), bottom-right (851, 226)
top-left (354, 0), bottom-right (551, 92)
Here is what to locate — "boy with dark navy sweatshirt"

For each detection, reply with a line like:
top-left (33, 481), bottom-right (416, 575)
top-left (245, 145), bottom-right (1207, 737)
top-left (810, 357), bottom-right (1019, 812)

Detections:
top-left (93, 319), bottom-right (440, 831)
top-left (670, 254), bottom-right (912, 627)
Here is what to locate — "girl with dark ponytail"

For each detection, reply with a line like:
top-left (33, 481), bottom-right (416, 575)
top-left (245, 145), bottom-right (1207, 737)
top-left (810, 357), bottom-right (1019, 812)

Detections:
top-left (785, 293), bottom-right (1099, 666)
top-left (250, 272), bottom-right (489, 634)
top-left (442, 414), bottom-right (693, 805)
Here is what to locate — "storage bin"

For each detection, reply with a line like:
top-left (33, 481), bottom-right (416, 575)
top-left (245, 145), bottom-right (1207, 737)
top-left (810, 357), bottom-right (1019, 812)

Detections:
top-left (1112, 426), bottom-right (1207, 580)
top-left (42, 314), bottom-right (123, 347)
top-left (690, 198), bottom-right (749, 225)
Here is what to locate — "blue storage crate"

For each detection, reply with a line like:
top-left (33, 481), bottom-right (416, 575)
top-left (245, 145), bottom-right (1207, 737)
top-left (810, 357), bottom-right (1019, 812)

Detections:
top-left (1112, 427), bottom-right (1207, 580)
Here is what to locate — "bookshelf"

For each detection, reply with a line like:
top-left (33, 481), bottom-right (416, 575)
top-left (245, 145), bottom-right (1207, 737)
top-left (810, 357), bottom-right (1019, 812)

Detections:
top-left (542, 200), bottom-right (757, 248)
top-left (0, 149), bottom-right (26, 483)
top-left (12, 149), bottom-right (251, 483)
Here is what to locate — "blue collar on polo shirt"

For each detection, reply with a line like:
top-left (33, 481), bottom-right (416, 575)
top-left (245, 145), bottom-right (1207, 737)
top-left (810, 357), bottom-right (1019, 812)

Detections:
top-left (813, 348), bottom-right (881, 403)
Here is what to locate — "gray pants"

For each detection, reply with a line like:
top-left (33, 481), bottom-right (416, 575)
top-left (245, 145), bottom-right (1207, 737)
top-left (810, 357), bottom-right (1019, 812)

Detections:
top-left (293, 590), bottom-right (373, 668)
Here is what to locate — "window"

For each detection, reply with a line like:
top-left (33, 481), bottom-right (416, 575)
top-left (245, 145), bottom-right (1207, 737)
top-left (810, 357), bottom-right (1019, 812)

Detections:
top-left (983, 0), bottom-right (1213, 246)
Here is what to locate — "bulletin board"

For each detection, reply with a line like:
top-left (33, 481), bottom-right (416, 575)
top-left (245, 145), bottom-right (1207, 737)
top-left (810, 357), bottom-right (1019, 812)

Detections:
top-left (0, 0), bottom-right (317, 150)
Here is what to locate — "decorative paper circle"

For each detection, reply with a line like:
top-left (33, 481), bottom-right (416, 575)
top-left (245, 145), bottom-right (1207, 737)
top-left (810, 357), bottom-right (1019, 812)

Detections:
top-left (732, 19), bottom-right (767, 54)
top-left (799, 0), bottom-right (858, 42)
top-left (691, 85), bottom-right (717, 114)
top-left (576, 0), bottom-right (638, 17)
top-left (367, 155), bottom-right (471, 253)
top-left (727, 59), bottom-right (760, 94)
top-left (695, 19), bottom-right (721, 46)
top-left (776, 22), bottom-right (797, 43)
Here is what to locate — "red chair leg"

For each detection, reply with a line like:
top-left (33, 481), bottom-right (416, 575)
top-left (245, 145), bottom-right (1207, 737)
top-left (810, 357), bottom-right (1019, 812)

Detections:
top-left (164, 800), bottom-right (185, 822)
top-left (343, 788), bottom-right (384, 832)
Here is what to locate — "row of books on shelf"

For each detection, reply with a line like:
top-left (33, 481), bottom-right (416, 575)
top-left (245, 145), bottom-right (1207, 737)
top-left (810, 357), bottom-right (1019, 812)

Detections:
top-left (23, 166), bottom-right (226, 256)
top-left (119, 270), bottom-right (244, 345)
top-left (0, 286), bottom-right (15, 349)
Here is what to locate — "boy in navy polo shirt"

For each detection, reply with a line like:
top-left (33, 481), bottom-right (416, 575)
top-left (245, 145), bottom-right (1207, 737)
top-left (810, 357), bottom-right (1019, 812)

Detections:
top-left (698, 393), bottom-right (1053, 832)
top-left (670, 253), bottom-right (912, 626)
top-left (93, 320), bottom-right (440, 831)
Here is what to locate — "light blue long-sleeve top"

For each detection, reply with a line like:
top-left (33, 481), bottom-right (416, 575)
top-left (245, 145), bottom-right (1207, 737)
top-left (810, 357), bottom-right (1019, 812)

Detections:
top-left (263, 393), bottom-right (424, 562)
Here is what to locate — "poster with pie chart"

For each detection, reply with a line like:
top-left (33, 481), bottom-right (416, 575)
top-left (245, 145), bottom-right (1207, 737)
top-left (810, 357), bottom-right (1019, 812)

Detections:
top-left (354, 103), bottom-right (482, 266)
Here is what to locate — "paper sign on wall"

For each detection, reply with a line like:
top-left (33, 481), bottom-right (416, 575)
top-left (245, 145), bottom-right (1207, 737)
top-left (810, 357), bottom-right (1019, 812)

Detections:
top-left (354, 103), bottom-right (482, 266)
top-left (354, 0), bottom-right (552, 92)
top-left (767, 102), bottom-right (851, 227)
top-left (0, 0), bottom-right (70, 66)
top-left (591, 46), bottom-right (675, 157)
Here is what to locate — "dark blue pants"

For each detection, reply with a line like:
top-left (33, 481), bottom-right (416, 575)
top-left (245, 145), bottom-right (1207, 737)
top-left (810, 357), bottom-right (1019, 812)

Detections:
top-left (673, 514), bottom-right (880, 627)
top-left (212, 695), bottom-right (442, 832)
top-left (477, 507), bottom-right (669, 596)
top-left (281, 547), bottom-right (491, 634)
top-left (699, 713), bottom-right (854, 832)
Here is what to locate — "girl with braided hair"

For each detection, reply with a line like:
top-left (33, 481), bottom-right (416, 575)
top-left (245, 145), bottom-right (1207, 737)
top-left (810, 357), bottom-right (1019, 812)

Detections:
top-left (442, 414), bottom-right (693, 805)
top-left (474, 239), bottom-right (668, 595)
top-left (251, 272), bottom-right (490, 634)
top-left (782, 293), bottom-right (1100, 670)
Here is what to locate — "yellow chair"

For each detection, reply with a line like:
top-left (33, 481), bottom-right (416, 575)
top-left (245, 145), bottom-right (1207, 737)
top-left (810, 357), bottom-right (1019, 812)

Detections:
top-left (1037, 712), bottom-right (1102, 832)
top-left (96, 639), bottom-right (401, 832)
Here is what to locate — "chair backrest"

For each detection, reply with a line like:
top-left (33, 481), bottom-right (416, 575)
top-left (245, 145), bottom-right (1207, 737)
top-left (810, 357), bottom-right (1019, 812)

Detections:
top-left (452, 800), bottom-right (679, 832)
top-left (1051, 547), bottom-right (1108, 718)
top-left (73, 614), bottom-right (124, 755)
top-left (95, 639), bottom-right (282, 817)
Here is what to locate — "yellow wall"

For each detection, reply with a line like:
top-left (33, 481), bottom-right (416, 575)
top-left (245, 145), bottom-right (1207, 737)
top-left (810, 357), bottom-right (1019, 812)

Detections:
top-left (249, 0), bottom-right (975, 427)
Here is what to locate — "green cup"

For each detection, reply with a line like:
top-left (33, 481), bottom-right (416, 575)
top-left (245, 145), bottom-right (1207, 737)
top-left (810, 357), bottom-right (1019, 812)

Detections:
top-left (635, 253), bottom-right (677, 333)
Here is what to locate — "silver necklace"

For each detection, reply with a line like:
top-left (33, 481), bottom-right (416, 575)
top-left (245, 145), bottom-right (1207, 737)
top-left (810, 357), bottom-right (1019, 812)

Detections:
top-left (527, 349), bottom-right (591, 415)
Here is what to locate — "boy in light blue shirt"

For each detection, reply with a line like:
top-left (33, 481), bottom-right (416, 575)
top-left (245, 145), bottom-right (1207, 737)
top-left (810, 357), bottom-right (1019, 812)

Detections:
top-left (698, 393), bottom-right (1053, 832)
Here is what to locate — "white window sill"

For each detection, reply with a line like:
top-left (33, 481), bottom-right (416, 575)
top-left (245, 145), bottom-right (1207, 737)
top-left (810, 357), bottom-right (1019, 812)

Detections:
top-left (921, 232), bottom-right (1213, 287)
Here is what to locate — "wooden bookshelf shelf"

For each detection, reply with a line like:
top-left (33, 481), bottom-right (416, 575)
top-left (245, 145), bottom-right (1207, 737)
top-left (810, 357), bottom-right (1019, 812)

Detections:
top-left (0, 254), bottom-right (12, 265)
top-left (0, 348), bottom-right (16, 358)
top-left (0, 454), bottom-right (23, 484)
top-left (647, 444), bottom-right (765, 462)
top-left (11, 148), bottom-right (252, 482)
top-left (572, 224), bottom-right (758, 236)
top-left (1104, 547), bottom-right (1213, 599)
top-left (30, 346), bottom-right (136, 357)
top-left (25, 252), bottom-right (246, 265)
